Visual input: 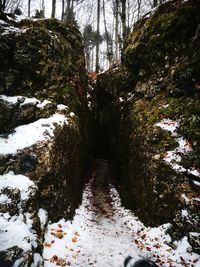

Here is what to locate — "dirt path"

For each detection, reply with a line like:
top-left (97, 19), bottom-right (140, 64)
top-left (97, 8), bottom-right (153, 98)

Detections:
top-left (43, 160), bottom-right (200, 267)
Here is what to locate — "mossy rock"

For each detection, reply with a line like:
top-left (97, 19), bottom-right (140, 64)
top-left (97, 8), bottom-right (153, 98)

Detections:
top-left (123, 1), bottom-right (200, 97)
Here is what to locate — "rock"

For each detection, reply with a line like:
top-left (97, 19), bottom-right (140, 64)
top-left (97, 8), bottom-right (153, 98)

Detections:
top-left (153, 154), bottom-right (161, 160)
top-left (0, 14), bottom-right (92, 265)
top-left (95, 0), bottom-right (200, 253)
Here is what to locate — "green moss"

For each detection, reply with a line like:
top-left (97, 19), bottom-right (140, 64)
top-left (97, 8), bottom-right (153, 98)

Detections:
top-left (123, 1), bottom-right (200, 96)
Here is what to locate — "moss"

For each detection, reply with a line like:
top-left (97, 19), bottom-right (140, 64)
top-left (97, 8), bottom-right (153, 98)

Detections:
top-left (123, 1), bottom-right (200, 97)
top-left (132, 95), bottom-right (178, 153)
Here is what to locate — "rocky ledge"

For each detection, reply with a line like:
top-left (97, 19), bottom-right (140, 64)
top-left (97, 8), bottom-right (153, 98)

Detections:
top-left (0, 14), bottom-right (92, 266)
top-left (96, 0), bottom-right (200, 254)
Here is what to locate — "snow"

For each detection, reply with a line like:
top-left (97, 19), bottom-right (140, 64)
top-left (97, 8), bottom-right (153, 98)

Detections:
top-left (155, 118), bottom-right (200, 177)
top-left (0, 172), bottom-right (38, 255)
top-left (37, 100), bottom-right (52, 108)
top-left (0, 212), bottom-right (37, 251)
top-left (0, 94), bottom-right (51, 108)
top-left (57, 104), bottom-right (68, 111)
top-left (21, 97), bottom-right (40, 106)
top-left (2, 26), bottom-right (22, 36)
top-left (156, 119), bottom-right (179, 134)
top-left (189, 169), bottom-right (200, 177)
top-left (69, 112), bottom-right (75, 117)
top-left (0, 171), bottom-right (36, 200)
top-left (0, 95), bottom-right (23, 104)
top-left (0, 20), bottom-right (8, 25)
top-left (31, 253), bottom-right (43, 267)
top-left (181, 209), bottom-right (188, 218)
top-left (0, 194), bottom-right (11, 204)
top-left (43, 177), bottom-right (200, 267)
top-left (38, 208), bottom-right (48, 230)
top-left (0, 113), bottom-right (67, 155)
top-left (193, 180), bottom-right (200, 187)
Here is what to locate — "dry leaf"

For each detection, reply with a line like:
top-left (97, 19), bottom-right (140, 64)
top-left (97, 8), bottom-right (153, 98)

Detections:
top-left (72, 236), bottom-right (78, 243)
top-left (44, 242), bottom-right (52, 248)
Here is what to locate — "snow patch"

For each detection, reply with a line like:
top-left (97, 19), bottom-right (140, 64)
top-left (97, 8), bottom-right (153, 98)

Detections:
top-left (0, 194), bottom-right (11, 204)
top-left (0, 172), bottom-right (36, 200)
top-left (57, 104), bottom-right (68, 111)
top-left (0, 113), bottom-right (67, 155)
top-left (155, 118), bottom-right (200, 177)
top-left (0, 94), bottom-right (51, 108)
top-left (0, 212), bottom-right (37, 251)
top-left (38, 208), bottom-right (48, 230)
top-left (155, 118), bottom-right (179, 134)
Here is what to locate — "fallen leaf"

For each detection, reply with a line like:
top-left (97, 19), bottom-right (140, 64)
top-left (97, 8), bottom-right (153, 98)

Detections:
top-left (72, 236), bottom-right (78, 243)
top-left (75, 231), bottom-right (80, 237)
top-left (44, 242), bottom-right (52, 248)
top-left (50, 255), bottom-right (58, 263)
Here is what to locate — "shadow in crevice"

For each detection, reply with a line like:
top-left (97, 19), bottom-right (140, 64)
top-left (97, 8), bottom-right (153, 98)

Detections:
top-left (92, 122), bottom-right (112, 160)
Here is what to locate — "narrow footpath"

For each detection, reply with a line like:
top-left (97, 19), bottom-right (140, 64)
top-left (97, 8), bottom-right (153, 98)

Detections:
top-left (43, 160), bottom-right (200, 267)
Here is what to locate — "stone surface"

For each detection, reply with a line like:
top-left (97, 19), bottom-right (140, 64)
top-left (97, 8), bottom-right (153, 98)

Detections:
top-left (0, 14), bottom-right (92, 265)
top-left (95, 0), bottom-right (200, 253)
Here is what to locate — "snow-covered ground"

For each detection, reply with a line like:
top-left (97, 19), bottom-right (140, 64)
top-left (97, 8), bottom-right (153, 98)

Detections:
top-left (43, 169), bottom-right (200, 267)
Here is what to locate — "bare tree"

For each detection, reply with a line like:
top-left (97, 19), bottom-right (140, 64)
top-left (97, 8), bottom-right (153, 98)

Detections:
top-left (95, 0), bottom-right (100, 73)
top-left (28, 0), bottom-right (31, 17)
top-left (120, 0), bottom-right (127, 48)
top-left (0, 0), bottom-right (20, 12)
top-left (113, 0), bottom-right (119, 63)
top-left (51, 0), bottom-right (56, 18)
top-left (102, 0), bottom-right (113, 67)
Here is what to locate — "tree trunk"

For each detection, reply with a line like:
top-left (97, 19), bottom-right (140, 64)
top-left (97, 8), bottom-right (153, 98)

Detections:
top-left (28, 0), bottom-right (31, 17)
top-left (153, 0), bottom-right (158, 7)
top-left (137, 0), bottom-right (141, 19)
top-left (121, 0), bottom-right (126, 49)
top-left (61, 0), bottom-right (64, 20)
top-left (103, 0), bottom-right (112, 67)
top-left (51, 0), bottom-right (56, 18)
top-left (0, 0), bottom-right (6, 11)
top-left (95, 0), bottom-right (100, 73)
top-left (115, 0), bottom-right (119, 63)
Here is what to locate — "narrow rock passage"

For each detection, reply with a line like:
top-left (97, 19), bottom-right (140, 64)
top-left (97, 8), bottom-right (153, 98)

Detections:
top-left (43, 160), bottom-right (200, 267)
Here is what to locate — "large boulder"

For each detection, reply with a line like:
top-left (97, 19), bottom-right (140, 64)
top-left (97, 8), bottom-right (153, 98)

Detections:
top-left (0, 14), bottom-right (92, 265)
top-left (96, 0), bottom-right (200, 254)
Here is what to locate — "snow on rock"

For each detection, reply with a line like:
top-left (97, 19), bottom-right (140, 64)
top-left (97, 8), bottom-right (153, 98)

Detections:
top-left (0, 172), bottom-right (38, 253)
top-left (155, 118), bottom-right (200, 177)
top-left (0, 94), bottom-right (52, 108)
top-left (0, 95), bottom-right (24, 104)
top-left (0, 113), bottom-right (67, 155)
top-left (57, 104), bottom-right (68, 111)
top-left (37, 100), bottom-right (52, 108)
top-left (156, 118), bottom-right (179, 134)
top-left (0, 194), bottom-right (11, 204)
top-left (38, 208), bottom-right (48, 230)
top-left (0, 212), bottom-right (37, 252)
top-left (43, 178), bottom-right (200, 267)
top-left (193, 180), bottom-right (200, 187)
top-left (0, 171), bottom-right (36, 200)
top-left (31, 253), bottom-right (43, 267)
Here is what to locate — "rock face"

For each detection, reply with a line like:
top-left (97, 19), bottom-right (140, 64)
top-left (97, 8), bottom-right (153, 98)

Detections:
top-left (96, 1), bottom-right (200, 254)
top-left (0, 14), bottom-right (92, 265)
